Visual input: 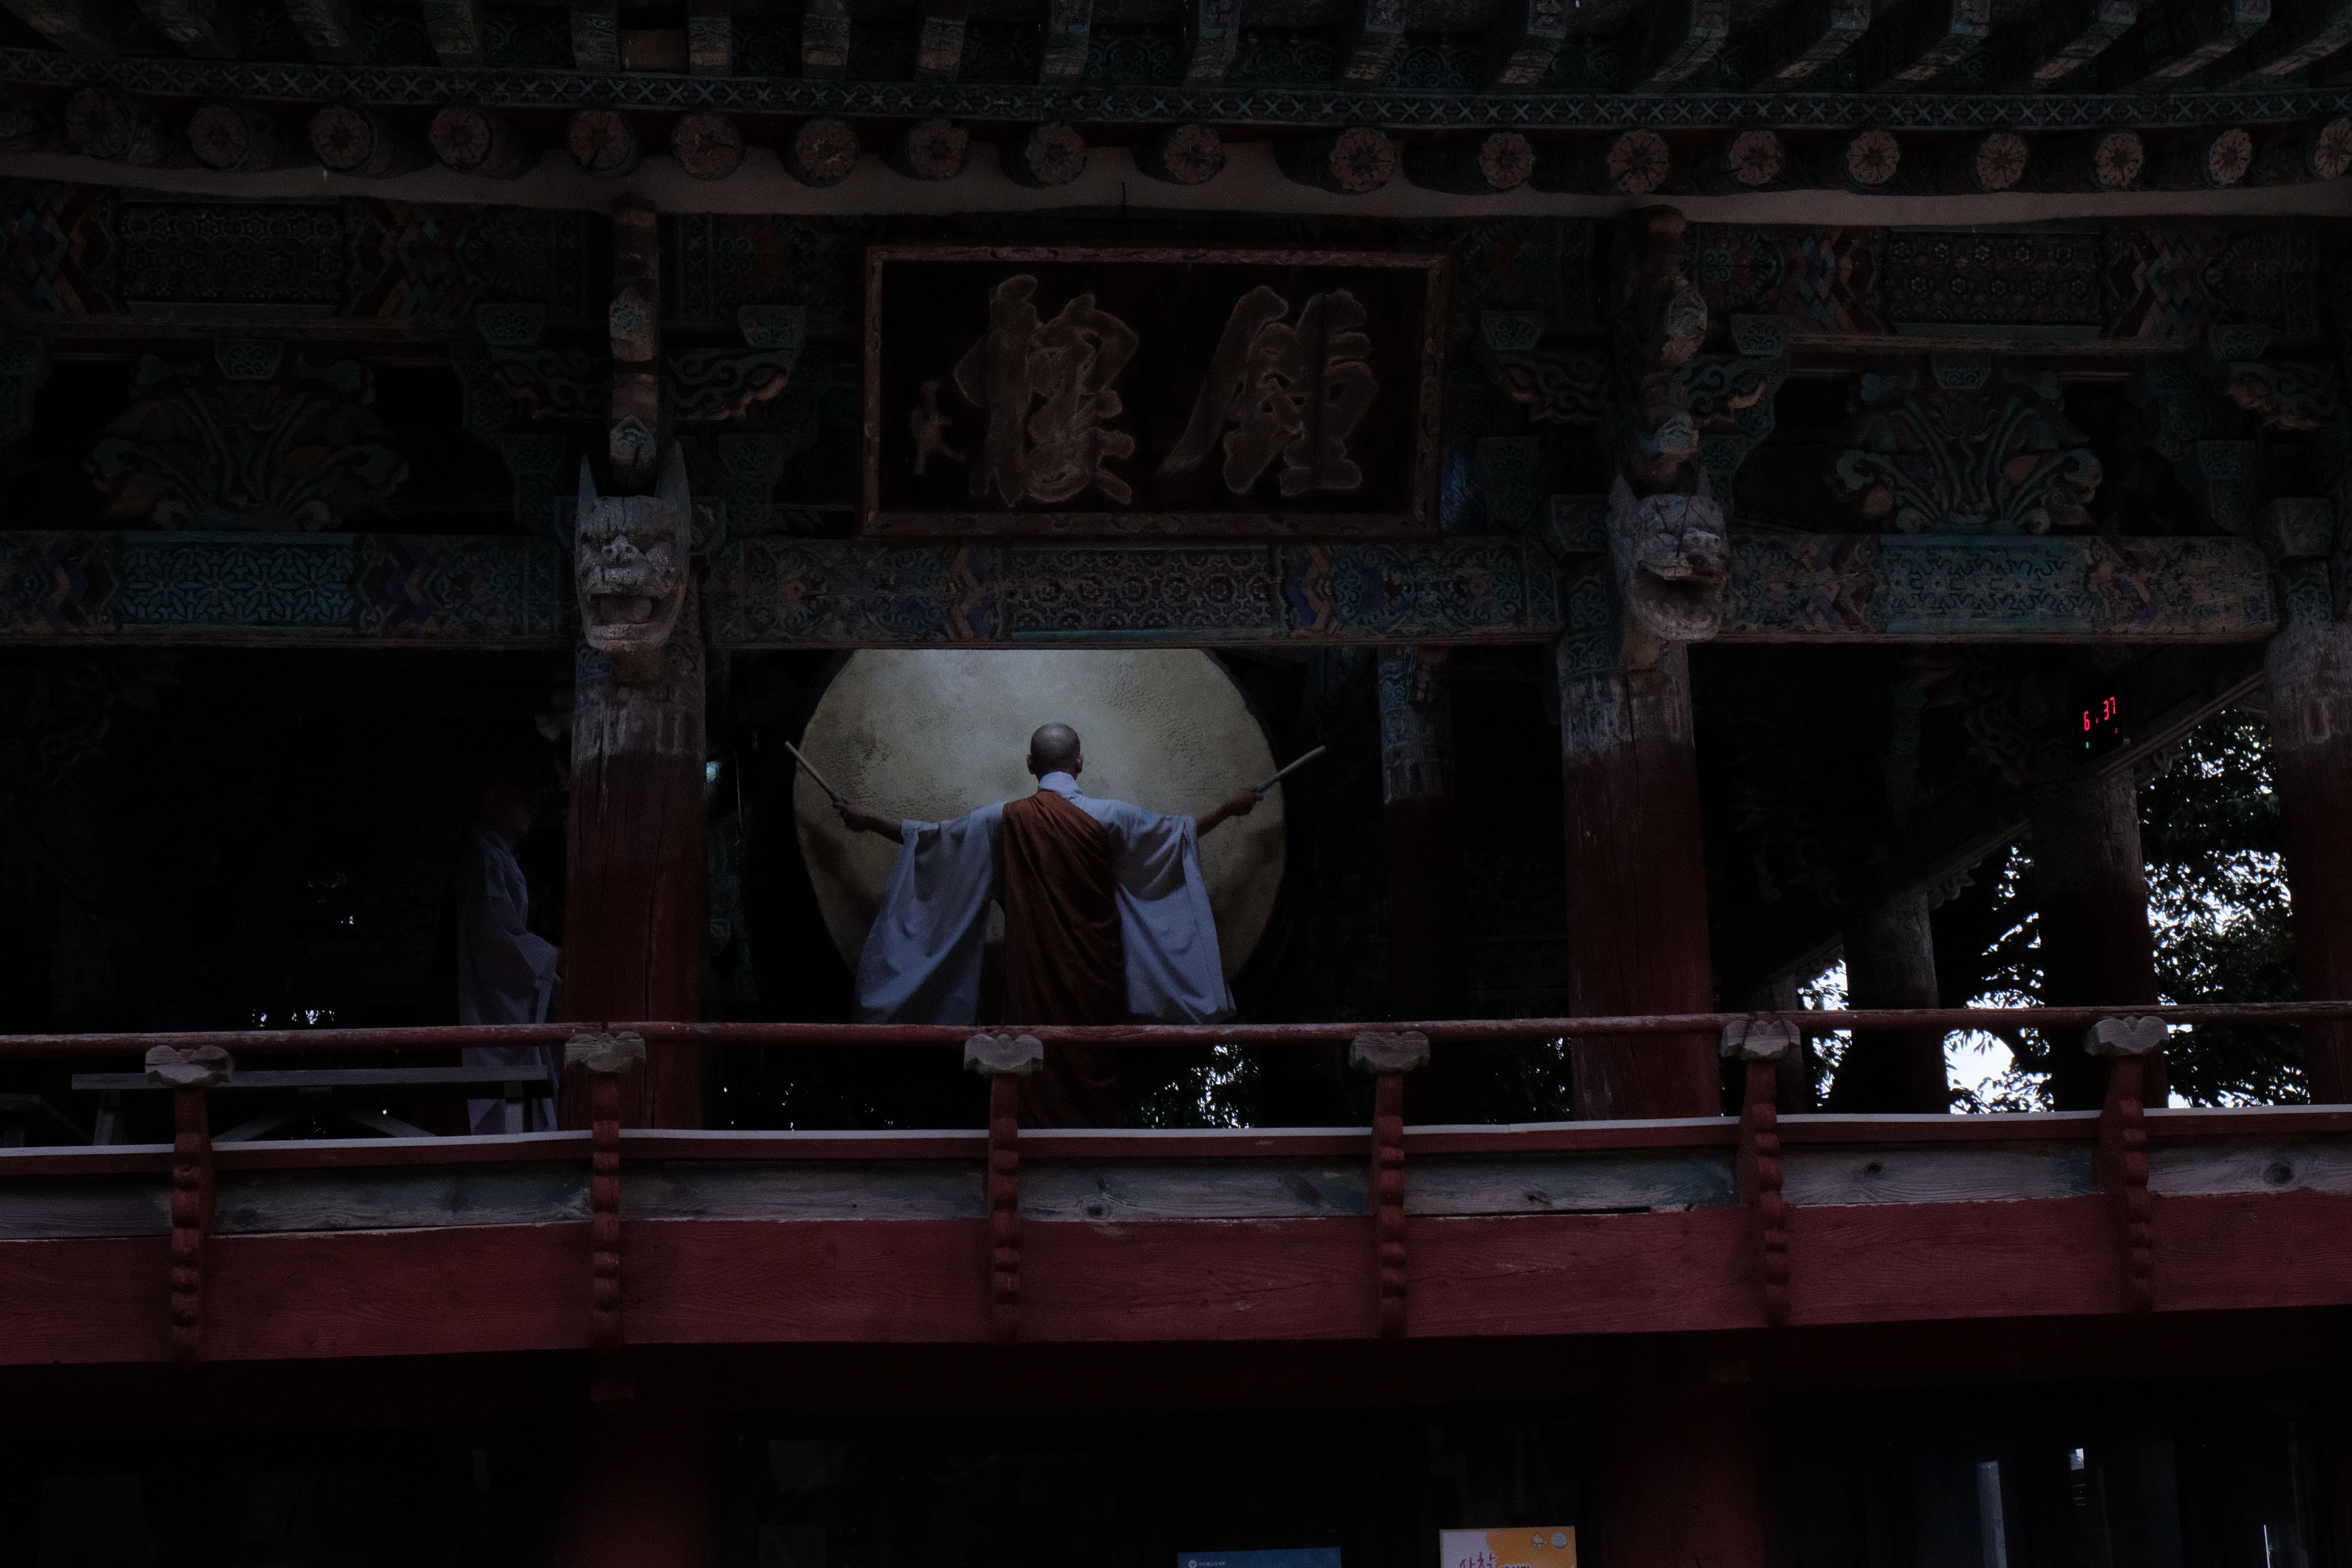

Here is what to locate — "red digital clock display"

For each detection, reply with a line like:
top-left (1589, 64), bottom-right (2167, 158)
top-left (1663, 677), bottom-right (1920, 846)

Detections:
top-left (2082, 694), bottom-right (2123, 755)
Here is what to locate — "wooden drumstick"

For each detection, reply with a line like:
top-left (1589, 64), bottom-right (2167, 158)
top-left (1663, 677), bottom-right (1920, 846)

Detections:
top-left (1254, 744), bottom-right (1328, 796)
top-left (783, 740), bottom-right (846, 804)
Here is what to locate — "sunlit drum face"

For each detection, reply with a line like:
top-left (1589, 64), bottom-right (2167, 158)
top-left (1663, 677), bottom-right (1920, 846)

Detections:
top-left (793, 648), bottom-right (1287, 979)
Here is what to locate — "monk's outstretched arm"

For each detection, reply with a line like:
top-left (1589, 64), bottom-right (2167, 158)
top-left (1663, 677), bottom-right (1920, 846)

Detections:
top-left (1193, 786), bottom-right (1261, 838)
top-left (833, 799), bottom-right (903, 840)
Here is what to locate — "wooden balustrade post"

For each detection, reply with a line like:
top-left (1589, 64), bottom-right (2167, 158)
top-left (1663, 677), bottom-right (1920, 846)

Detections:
top-left (2032, 768), bottom-right (2161, 1110)
top-left (146, 1042), bottom-right (231, 1367)
top-left (964, 1031), bottom-right (1042, 1342)
top-left (566, 1029), bottom-right (644, 1402)
top-left (1350, 1029), bottom-right (1428, 1337)
top-left (552, 1027), bottom-right (715, 1568)
top-left (1723, 1019), bottom-right (1798, 1325)
top-left (2090, 1014), bottom-right (2165, 1312)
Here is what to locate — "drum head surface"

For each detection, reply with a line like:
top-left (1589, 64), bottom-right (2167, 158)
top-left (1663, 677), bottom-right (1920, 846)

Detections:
top-left (794, 648), bottom-right (1286, 979)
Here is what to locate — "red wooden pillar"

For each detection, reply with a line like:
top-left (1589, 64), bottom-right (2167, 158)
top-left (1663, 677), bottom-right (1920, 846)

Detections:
top-left (1559, 643), bottom-right (1719, 1119)
top-left (2032, 768), bottom-right (2159, 1111)
top-left (1599, 1382), bottom-right (1773, 1568)
top-left (555, 1405), bottom-right (715, 1568)
top-left (561, 196), bottom-right (706, 1130)
top-left (564, 612), bottom-right (708, 1127)
top-left (553, 196), bottom-right (713, 1568)
top-left (2266, 612), bottom-right (2352, 1102)
top-left (1828, 890), bottom-right (1950, 1112)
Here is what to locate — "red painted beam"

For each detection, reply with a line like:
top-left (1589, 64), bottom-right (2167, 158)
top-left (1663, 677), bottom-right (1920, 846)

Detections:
top-left (10, 1188), bottom-right (2352, 1367)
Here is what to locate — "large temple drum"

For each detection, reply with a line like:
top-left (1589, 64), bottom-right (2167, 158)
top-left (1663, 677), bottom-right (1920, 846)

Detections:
top-left (794, 648), bottom-right (1288, 984)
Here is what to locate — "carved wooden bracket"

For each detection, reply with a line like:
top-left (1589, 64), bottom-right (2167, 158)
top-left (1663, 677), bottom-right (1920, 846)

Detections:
top-left (2090, 1015), bottom-right (2166, 1312)
top-left (963, 1032), bottom-right (1045, 1076)
top-left (145, 1042), bottom-right (233, 1088)
top-left (1720, 1017), bottom-right (1801, 1061)
top-left (564, 1029), bottom-right (648, 1074)
top-left (2253, 496), bottom-right (2341, 631)
top-left (1348, 1029), bottom-right (1430, 1073)
top-left (566, 1029), bottom-right (642, 1399)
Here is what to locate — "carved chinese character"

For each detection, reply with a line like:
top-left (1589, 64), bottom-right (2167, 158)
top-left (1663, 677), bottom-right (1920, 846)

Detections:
top-left (1161, 284), bottom-right (1377, 498)
top-left (948, 275), bottom-right (1140, 506)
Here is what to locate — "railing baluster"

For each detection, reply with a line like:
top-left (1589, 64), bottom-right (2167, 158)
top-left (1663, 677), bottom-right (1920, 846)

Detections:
top-left (964, 1032), bottom-right (1044, 1343)
top-left (1349, 1030), bottom-right (1429, 1338)
top-left (1725, 1019), bottom-right (1802, 1327)
top-left (144, 1042), bottom-right (232, 1367)
top-left (2090, 1016), bottom-right (2168, 1313)
top-left (566, 1029), bottom-right (645, 1402)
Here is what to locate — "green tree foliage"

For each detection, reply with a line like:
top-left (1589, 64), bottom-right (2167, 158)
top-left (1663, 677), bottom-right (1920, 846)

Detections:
top-left (1949, 709), bottom-right (2300, 1109)
top-left (2137, 710), bottom-right (2300, 1104)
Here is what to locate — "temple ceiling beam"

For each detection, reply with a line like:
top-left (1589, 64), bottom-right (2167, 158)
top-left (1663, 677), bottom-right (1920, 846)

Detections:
top-left (11, 47), bottom-right (2352, 132)
top-left (0, 529), bottom-right (2281, 648)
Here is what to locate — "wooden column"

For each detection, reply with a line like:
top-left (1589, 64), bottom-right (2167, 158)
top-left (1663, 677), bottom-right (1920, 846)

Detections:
top-left (1560, 206), bottom-right (1725, 1122)
top-left (556, 1406), bottom-right (713, 1568)
top-left (1560, 644), bottom-right (1720, 1119)
top-left (2266, 613), bottom-right (2352, 1102)
top-left (1828, 889), bottom-right (1951, 1112)
top-left (2031, 768), bottom-right (2159, 1111)
top-left (1377, 646), bottom-right (1467, 1020)
top-left (1380, 648), bottom-right (1480, 1120)
top-left (562, 196), bottom-right (706, 1129)
top-left (1599, 1382), bottom-right (1773, 1568)
top-left (565, 603), bottom-right (708, 1126)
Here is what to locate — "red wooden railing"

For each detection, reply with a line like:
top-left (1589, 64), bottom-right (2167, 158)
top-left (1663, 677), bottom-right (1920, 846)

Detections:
top-left (5, 1004), bottom-right (2348, 1367)
top-left (7, 999), bottom-right (2352, 1058)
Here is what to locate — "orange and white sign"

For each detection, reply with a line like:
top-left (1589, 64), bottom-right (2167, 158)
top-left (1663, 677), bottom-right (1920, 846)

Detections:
top-left (1438, 1528), bottom-right (1577, 1568)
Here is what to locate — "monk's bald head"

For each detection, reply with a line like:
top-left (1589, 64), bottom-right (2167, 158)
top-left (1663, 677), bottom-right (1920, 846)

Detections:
top-left (1027, 722), bottom-right (1082, 778)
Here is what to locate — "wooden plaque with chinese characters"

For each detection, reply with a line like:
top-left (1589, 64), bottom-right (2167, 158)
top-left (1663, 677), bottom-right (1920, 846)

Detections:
top-left (862, 245), bottom-right (1449, 537)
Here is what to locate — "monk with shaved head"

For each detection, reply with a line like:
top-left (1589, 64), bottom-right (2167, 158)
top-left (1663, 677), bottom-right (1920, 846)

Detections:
top-left (834, 721), bottom-right (1259, 1126)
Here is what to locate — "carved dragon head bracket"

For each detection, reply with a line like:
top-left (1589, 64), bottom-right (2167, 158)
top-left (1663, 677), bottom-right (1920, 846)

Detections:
top-left (1608, 471), bottom-right (1730, 662)
top-left (575, 442), bottom-right (692, 660)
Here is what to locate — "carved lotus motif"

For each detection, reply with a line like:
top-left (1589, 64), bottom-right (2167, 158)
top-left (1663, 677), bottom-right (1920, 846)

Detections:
top-left (1831, 371), bottom-right (2100, 535)
top-left (575, 445), bottom-right (691, 657)
top-left (87, 353), bottom-right (407, 531)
